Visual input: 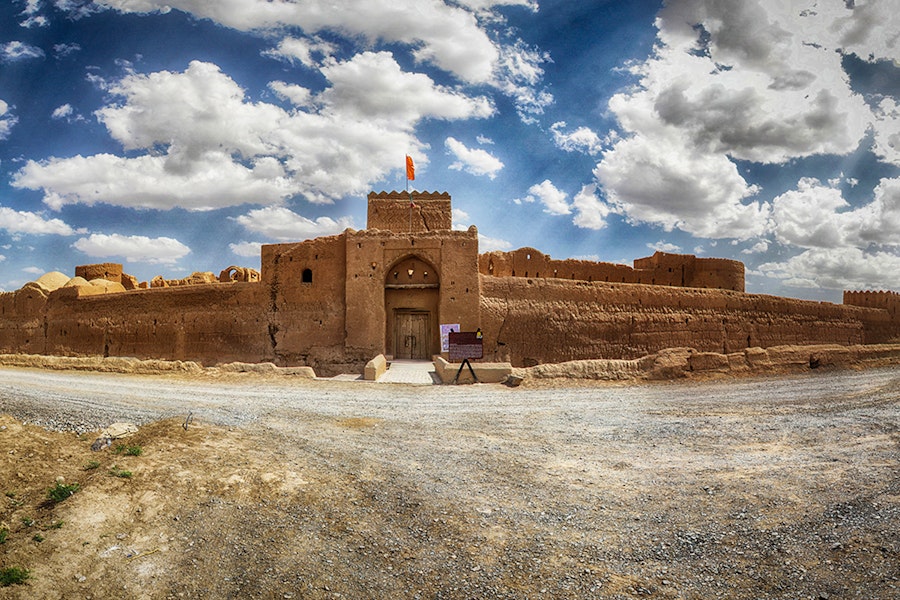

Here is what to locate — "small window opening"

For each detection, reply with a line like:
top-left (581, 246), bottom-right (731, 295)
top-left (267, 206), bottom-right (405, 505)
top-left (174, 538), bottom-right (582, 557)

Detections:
top-left (301, 269), bottom-right (313, 283)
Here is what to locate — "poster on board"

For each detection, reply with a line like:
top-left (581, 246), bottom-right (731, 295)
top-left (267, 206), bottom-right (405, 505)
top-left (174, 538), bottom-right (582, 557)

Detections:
top-left (440, 324), bottom-right (460, 352)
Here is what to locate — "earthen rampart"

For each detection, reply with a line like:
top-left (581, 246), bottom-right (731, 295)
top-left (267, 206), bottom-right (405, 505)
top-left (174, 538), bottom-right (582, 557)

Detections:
top-left (480, 248), bottom-right (744, 292)
top-left (479, 276), bottom-right (898, 367)
top-left (0, 282), bottom-right (269, 364)
top-left (1, 189), bottom-right (898, 375)
top-left (844, 290), bottom-right (900, 316)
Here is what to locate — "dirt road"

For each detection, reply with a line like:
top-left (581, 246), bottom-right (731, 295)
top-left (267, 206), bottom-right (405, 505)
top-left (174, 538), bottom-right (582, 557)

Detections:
top-left (1, 366), bottom-right (899, 599)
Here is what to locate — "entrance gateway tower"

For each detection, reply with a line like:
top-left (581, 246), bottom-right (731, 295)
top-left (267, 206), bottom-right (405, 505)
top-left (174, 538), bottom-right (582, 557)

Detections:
top-left (261, 191), bottom-right (481, 369)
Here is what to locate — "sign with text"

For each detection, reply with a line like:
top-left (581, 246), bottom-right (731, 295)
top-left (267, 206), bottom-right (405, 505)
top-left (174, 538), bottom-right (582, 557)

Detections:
top-left (448, 331), bottom-right (483, 361)
top-left (440, 324), bottom-right (460, 352)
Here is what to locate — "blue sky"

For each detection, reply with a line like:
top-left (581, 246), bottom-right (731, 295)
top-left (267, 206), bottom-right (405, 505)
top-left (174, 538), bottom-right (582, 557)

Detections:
top-left (1, 0), bottom-right (898, 303)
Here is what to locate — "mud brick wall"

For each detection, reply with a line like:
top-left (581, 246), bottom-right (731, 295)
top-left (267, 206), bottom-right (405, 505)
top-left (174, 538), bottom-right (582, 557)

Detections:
top-left (39, 283), bottom-right (270, 365)
top-left (480, 248), bottom-right (744, 292)
top-left (479, 276), bottom-right (893, 367)
top-left (367, 191), bottom-right (452, 233)
top-left (262, 234), bottom-right (351, 371)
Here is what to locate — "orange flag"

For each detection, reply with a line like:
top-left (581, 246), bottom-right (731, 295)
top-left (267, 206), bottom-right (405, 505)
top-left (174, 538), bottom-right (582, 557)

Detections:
top-left (406, 155), bottom-right (415, 181)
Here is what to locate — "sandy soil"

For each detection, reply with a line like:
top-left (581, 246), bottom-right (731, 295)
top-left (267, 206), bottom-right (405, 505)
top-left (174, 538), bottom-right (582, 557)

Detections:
top-left (0, 365), bottom-right (898, 599)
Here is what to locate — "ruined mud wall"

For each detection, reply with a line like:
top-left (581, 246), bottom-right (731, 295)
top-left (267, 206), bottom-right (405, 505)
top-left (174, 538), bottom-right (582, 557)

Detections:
top-left (0, 283), bottom-right (270, 365)
top-left (75, 263), bottom-right (123, 284)
top-left (843, 290), bottom-right (900, 344)
top-left (480, 248), bottom-right (745, 292)
top-left (0, 286), bottom-right (51, 356)
top-left (480, 276), bottom-right (895, 366)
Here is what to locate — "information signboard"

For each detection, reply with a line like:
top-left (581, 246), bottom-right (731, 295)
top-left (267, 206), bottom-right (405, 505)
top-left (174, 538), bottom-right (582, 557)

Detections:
top-left (448, 331), bottom-right (483, 361)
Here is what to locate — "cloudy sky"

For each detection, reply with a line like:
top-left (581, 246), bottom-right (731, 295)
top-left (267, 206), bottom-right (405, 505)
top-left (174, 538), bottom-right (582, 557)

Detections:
top-left (0, 0), bottom-right (898, 302)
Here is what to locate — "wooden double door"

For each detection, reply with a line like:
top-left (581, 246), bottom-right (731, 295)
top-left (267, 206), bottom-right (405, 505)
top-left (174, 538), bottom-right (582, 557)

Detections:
top-left (394, 310), bottom-right (431, 360)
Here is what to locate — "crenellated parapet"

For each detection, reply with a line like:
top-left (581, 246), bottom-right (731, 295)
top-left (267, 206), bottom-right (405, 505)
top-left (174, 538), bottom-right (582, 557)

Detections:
top-left (844, 290), bottom-right (900, 317)
top-left (367, 190), bottom-right (452, 233)
top-left (480, 249), bottom-right (744, 292)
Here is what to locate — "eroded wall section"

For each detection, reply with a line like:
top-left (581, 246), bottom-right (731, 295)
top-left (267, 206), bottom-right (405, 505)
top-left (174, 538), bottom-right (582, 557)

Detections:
top-left (480, 276), bottom-right (898, 366)
top-left (0, 282), bottom-right (269, 364)
top-left (480, 248), bottom-right (744, 292)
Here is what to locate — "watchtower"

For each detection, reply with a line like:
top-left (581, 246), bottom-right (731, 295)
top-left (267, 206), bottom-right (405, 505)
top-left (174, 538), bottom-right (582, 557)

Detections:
top-left (366, 190), bottom-right (452, 233)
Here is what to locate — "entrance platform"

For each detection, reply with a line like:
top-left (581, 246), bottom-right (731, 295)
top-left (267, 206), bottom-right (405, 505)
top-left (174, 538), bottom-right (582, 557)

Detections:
top-left (377, 359), bottom-right (438, 385)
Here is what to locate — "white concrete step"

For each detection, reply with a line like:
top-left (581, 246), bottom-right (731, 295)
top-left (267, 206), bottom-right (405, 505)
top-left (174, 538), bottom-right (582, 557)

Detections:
top-left (377, 359), bottom-right (438, 384)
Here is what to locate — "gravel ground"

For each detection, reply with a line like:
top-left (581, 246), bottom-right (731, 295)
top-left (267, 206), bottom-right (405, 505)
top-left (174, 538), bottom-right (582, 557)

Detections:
top-left (0, 365), bottom-right (898, 599)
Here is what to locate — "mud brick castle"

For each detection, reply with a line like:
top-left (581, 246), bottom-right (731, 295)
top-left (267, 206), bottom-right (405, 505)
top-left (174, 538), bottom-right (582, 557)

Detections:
top-left (1, 191), bottom-right (898, 375)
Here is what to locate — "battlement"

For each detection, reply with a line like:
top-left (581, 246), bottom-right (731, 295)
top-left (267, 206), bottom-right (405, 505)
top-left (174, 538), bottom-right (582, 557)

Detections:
top-left (367, 190), bottom-right (452, 233)
top-left (844, 290), bottom-right (900, 316)
top-left (479, 248), bottom-right (745, 292)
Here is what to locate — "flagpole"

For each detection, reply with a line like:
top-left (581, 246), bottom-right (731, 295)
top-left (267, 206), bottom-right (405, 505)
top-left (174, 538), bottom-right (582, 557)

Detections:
top-left (407, 156), bottom-right (411, 233)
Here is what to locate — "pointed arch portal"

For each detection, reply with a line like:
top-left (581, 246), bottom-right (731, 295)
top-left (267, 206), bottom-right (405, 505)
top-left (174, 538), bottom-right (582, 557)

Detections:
top-left (384, 254), bottom-right (440, 360)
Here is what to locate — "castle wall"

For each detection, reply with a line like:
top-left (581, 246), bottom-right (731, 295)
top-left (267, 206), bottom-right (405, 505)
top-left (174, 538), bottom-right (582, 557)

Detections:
top-left (479, 276), bottom-right (894, 366)
top-left (261, 234), bottom-right (349, 372)
top-left (0, 283), bottom-right (269, 364)
top-left (1, 183), bottom-right (897, 375)
top-left (480, 248), bottom-right (744, 292)
top-left (843, 290), bottom-right (900, 344)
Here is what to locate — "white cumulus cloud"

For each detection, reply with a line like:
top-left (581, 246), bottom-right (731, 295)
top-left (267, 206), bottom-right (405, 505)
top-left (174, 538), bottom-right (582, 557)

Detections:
top-left (520, 180), bottom-right (570, 216)
top-left (233, 206), bottom-right (354, 241)
top-left (0, 99), bottom-right (17, 140)
top-left (445, 137), bottom-right (503, 179)
top-left (595, 0), bottom-right (883, 243)
top-left (89, 0), bottom-right (500, 83)
top-left (760, 176), bottom-right (900, 290)
top-left (647, 241), bottom-right (682, 253)
top-left (478, 233), bottom-right (513, 251)
top-left (73, 233), bottom-right (191, 264)
top-left (229, 241), bottom-right (263, 258)
top-left (757, 247), bottom-right (900, 291)
top-left (596, 134), bottom-right (768, 239)
top-left (551, 122), bottom-right (605, 155)
top-left (12, 56), bottom-right (493, 209)
top-left (0, 206), bottom-right (76, 235)
top-left (263, 36), bottom-right (337, 69)
top-left (571, 184), bottom-right (611, 230)
top-left (773, 177), bottom-right (900, 249)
